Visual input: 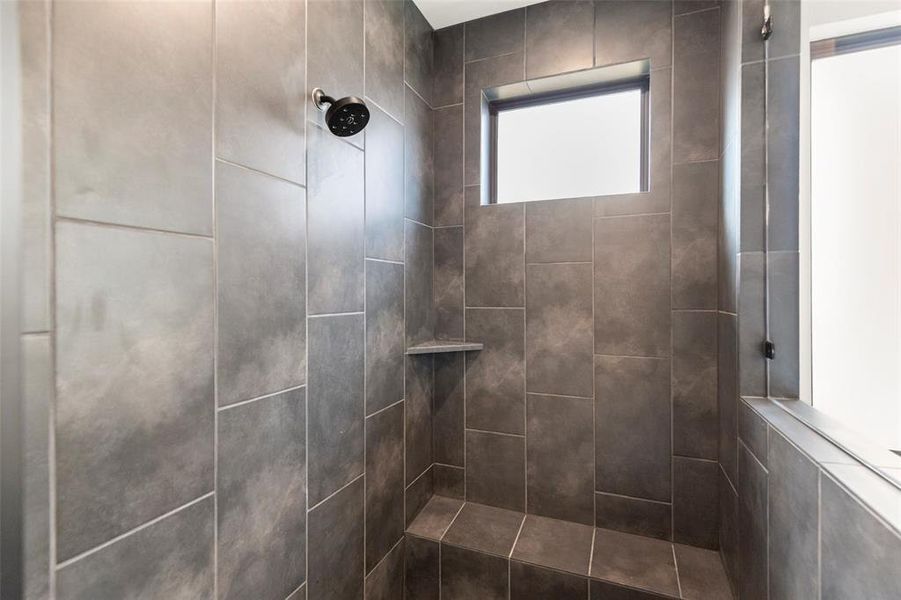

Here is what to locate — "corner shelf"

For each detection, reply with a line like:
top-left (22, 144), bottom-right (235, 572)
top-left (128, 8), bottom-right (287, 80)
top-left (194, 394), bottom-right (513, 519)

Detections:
top-left (405, 340), bottom-right (484, 355)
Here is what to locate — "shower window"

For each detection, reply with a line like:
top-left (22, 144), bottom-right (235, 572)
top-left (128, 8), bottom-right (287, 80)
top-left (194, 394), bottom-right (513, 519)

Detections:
top-left (488, 80), bottom-right (649, 204)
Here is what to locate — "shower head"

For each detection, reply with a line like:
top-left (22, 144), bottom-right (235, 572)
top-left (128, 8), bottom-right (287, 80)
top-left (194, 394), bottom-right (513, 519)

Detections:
top-left (312, 88), bottom-right (370, 137)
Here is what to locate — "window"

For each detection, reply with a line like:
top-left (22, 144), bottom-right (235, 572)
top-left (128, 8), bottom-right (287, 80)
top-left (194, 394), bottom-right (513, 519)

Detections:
top-left (489, 81), bottom-right (648, 204)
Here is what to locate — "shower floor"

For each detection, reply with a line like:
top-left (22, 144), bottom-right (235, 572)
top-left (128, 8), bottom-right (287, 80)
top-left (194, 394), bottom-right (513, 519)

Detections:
top-left (405, 495), bottom-right (734, 599)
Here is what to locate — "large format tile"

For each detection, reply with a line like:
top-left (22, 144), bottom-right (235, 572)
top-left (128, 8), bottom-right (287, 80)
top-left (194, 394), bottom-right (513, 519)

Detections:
top-left (405, 536), bottom-right (439, 600)
top-left (674, 544), bottom-right (733, 600)
top-left (434, 105), bottom-right (464, 227)
top-left (511, 515), bottom-right (594, 576)
top-left (672, 457), bottom-right (718, 549)
top-left (365, 260), bottom-right (404, 415)
top-left (56, 498), bottom-right (214, 599)
top-left (365, 402), bottom-right (404, 573)
top-left (768, 251), bottom-right (799, 398)
top-left (464, 308), bottom-right (525, 434)
top-left (595, 492), bottom-right (671, 541)
top-left (526, 263), bottom-right (593, 398)
top-left (217, 389), bottom-right (306, 600)
top-left (307, 126), bottom-right (364, 314)
top-left (510, 561), bottom-right (588, 600)
top-left (55, 222), bottom-right (214, 560)
top-left (525, 197), bottom-right (593, 264)
top-left (444, 502), bottom-right (524, 556)
top-left (590, 528), bottom-right (680, 598)
top-left (466, 431), bottom-right (526, 511)
top-left (465, 189), bottom-right (525, 307)
top-left (406, 355), bottom-right (434, 485)
top-left (525, 0), bottom-right (594, 78)
top-left (405, 220), bottom-right (434, 345)
top-left (718, 469), bottom-right (739, 589)
top-left (441, 544), bottom-right (509, 600)
top-left (434, 353), bottom-right (465, 466)
top-left (216, 161), bottom-right (306, 407)
top-left (738, 443), bottom-right (768, 600)
top-left (307, 477), bottom-right (364, 600)
top-left (406, 465), bottom-right (434, 527)
top-left (673, 7), bottom-right (720, 163)
top-left (767, 55), bottom-right (800, 253)
top-left (738, 252), bottom-right (766, 397)
top-left (405, 1), bottom-right (433, 104)
top-left (54, 0), bottom-right (212, 234)
top-left (464, 8), bottom-right (524, 61)
top-left (594, 214), bottom-right (671, 357)
top-left (595, 356), bottom-right (671, 502)
top-left (364, 0), bottom-right (404, 120)
top-left (672, 161), bottom-right (718, 309)
top-left (307, 314), bottom-right (364, 506)
top-left (405, 84), bottom-right (434, 225)
top-left (594, 0), bottom-right (672, 68)
top-left (718, 312), bottom-right (739, 484)
top-left (433, 24), bottom-right (464, 106)
top-left (738, 400), bottom-right (768, 466)
top-left (364, 105), bottom-right (404, 262)
top-left (407, 495), bottom-right (464, 541)
top-left (526, 394), bottom-right (594, 525)
top-left (365, 539), bottom-right (404, 600)
top-left (22, 335), bottom-right (50, 600)
top-left (672, 311), bottom-right (718, 459)
top-left (434, 227), bottom-right (464, 340)
top-left (435, 464), bottom-right (466, 499)
top-left (216, 0), bottom-right (305, 183)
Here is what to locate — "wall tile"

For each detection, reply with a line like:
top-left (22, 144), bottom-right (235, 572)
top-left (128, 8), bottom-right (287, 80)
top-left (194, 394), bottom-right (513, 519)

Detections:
top-left (738, 252), bottom-right (766, 397)
top-left (308, 314), bottom-right (364, 506)
top-left (768, 251), bottom-right (799, 398)
top-left (465, 8), bottom-right (525, 61)
top-left (55, 222), bottom-right (214, 560)
top-left (673, 7), bottom-right (720, 163)
top-left (405, 1), bottom-right (433, 104)
top-left (405, 536), bottom-right (440, 600)
top-left (466, 430), bottom-right (526, 511)
top-left (525, 197), bottom-right (593, 263)
top-left (365, 260), bottom-right (404, 415)
top-left (408, 495), bottom-right (464, 540)
top-left (406, 355), bottom-right (434, 485)
top-left (673, 161), bottom-right (718, 309)
top-left (718, 312), bottom-right (738, 484)
top-left (511, 515), bottom-right (594, 575)
top-left (595, 492), bottom-right (672, 541)
top-left (216, 0), bottom-right (305, 184)
top-left (464, 308), bottom-right (525, 434)
top-left (434, 464), bottom-right (466, 499)
top-left (525, 0), bottom-right (594, 79)
top-left (594, 214), bottom-right (671, 357)
top-left (526, 263), bottom-right (593, 398)
top-left (673, 457), bottom-right (718, 549)
top-left (441, 544), bottom-right (509, 600)
top-left (307, 477), bottom-right (364, 600)
top-left (364, 0), bottom-right (404, 120)
top-left (434, 105), bottom-right (465, 227)
top-left (718, 469), bottom-right (739, 590)
top-left (719, 140), bottom-right (740, 313)
top-left (54, 1), bottom-right (212, 234)
top-left (465, 189), bottom-right (525, 308)
top-left (406, 465), bottom-right (435, 526)
top-left (510, 561), bottom-right (588, 600)
top-left (22, 335), bottom-right (50, 600)
top-left (672, 311), bottom-right (718, 459)
top-left (434, 226), bottom-right (465, 340)
top-left (675, 1), bottom-right (719, 14)
top-left (526, 394), bottom-right (595, 525)
top-left (738, 443), bottom-right (768, 600)
top-left (594, 0), bottom-right (672, 68)
top-left (595, 356), bottom-right (671, 502)
top-left (590, 528), bottom-right (680, 598)
top-left (738, 400), bottom-right (768, 466)
top-left (56, 498), bottom-right (214, 599)
top-left (405, 220), bottom-right (435, 345)
top-left (742, 0), bottom-right (798, 63)
top-left (365, 539), bottom-right (404, 600)
top-left (365, 105), bottom-right (405, 262)
top-left (433, 24), bottom-right (464, 106)
top-left (287, 583), bottom-right (305, 600)
top-left (767, 56), bottom-right (800, 252)
top-left (307, 126), bottom-right (364, 314)
top-left (674, 544), bottom-right (734, 600)
top-left (217, 389), bottom-right (306, 600)
top-left (444, 502), bottom-right (524, 556)
top-left (308, 0), bottom-right (364, 147)
top-left (740, 63), bottom-right (765, 252)
top-left (405, 84), bottom-right (434, 225)
top-left (434, 353), bottom-right (465, 466)
top-left (365, 402), bottom-right (404, 573)
top-left (216, 161), bottom-right (306, 407)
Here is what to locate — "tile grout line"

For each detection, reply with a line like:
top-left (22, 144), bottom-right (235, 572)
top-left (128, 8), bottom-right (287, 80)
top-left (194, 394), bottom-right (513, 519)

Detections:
top-left (508, 514), bottom-right (527, 559)
top-left (47, 0), bottom-right (58, 594)
top-left (54, 215), bottom-right (215, 241)
top-left (211, 1), bottom-right (219, 595)
top-left (303, 0), bottom-right (309, 592)
top-left (217, 384), bottom-right (306, 412)
top-left (308, 473), bottom-right (365, 514)
top-left (215, 156), bottom-right (306, 189)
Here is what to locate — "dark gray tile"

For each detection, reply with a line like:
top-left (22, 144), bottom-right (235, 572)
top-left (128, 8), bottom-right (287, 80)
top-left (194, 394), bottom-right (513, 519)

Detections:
top-left (525, 0), bottom-right (594, 78)
top-left (407, 495), bottom-right (464, 541)
top-left (768, 430), bottom-right (818, 600)
top-left (405, 465), bottom-right (434, 527)
top-left (405, 85), bottom-right (434, 225)
top-left (57, 499), bottom-right (213, 598)
top-left (673, 161), bottom-right (718, 309)
top-left (594, 214), bottom-right (671, 357)
top-left (738, 400), bottom-right (768, 466)
top-left (465, 189), bottom-right (525, 307)
top-left (594, 0), bottom-right (672, 68)
top-left (718, 312), bottom-right (738, 484)
top-left (526, 263), bottom-right (593, 398)
top-left (719, 140), bottom-right (739, 312)
top-left (738, 252), bottom-right (766, 397)
top-left (217, 389), bottom-right (306, 600)
top-left (365, 402), bottom-right (405, 573)
top-left (287, 583), bottom-right (306, 600)
top-left (595, 493), bottom-right (672, 541)
top-left (434, 464), bottom-right (466, 499)
top-left (308, 314), bottom-right (364, 506)
top-left (767, 57), bottom-right (799, 252)
top-left (718, 469), bottom-right (739, 589)
top-left (435, 227), bottom-right (464, 340)
top-left (444, 502), bottom-right (524, 556)
top-left (405, 0), bottom-right (433, 104)
top-left (54, 1), bottom-right (212, 234)
top-left (365, 259), bottom-right (404, 415)
top-left (406, 354), bottom-right (434, 485)
top-left (365, 539), bottom-right (404, 600)
top-left (434, 24), bottom-right (464, 106)
top-left (672, 457), bottom-right (718, 550)
top-left (22, 335), bottom-right (50, 600)
top-left (512, 515), bottom-right (594, 575)
top-left (364, 0), bottom-right (404, 120)
top-left (740, 0), bottom-right (764, 70)
top-left (526, 394), bottom-right (594, 525)
top-left (738, 443), bottom-right (767, 600)
top-left (740, 63), bottom-right (765, 253)
top-left (675, 1), bottom-right (720, 14)
top-left (673, 544), bottom-right (733, 600)
top-left (405, 535), bottom-right (439, 600)
top-left (672, 311), bottom-right (718, 459)
top-left (434, 353), bottom-right (465, 466)
top-left (769, 251), bottom-right (799, 398)
top-left (405, 220), bottom-right (435, 345)
top-left (673, 7), bottom-right (720, 163)
top-left (595, 356), bottom-right (671, 502)
top-left (590, 528), bottom-right (680, 598)
top-left (465, 8), bottom-right (524, 61)
top-left (307, 125), bottom-right (364, 314)
top-left (365, 105), bottom-right (404, 261)
top-left (216, 0), bottom-right (305, 184)
top-left (55, 222), bottom-right (214, 560)
top-left (434, 105), bottom-right (465, 227)
top-left (308, 0), bottom-right (364, 147)
top-left (742, 0), bottom-right (798, 63)
top-left (441, 544), bottom-right (509, 600)
top-left (466, 431), bottom-right (526, 511)
top-left (511, 561), bottom-right (588, 600)
top-left (525, 197), bottom-right (593, 263)
top-left (590, 579), bottom-right (675, 599)
top-left (464, 308), bottom-right (525, 434)
top-left (308, 476), bottom-right (364, 600)
top-left (216, 161), bottom-right (306, 407)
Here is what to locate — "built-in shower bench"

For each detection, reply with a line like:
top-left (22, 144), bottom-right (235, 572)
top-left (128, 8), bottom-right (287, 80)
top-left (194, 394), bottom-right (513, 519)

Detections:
top-left (404, 496), bottom-right (734, 599)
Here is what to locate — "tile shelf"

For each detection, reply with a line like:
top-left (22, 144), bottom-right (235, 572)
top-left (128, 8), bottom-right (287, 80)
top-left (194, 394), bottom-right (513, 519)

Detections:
top-left (405, 340), bottom-right (484, 355)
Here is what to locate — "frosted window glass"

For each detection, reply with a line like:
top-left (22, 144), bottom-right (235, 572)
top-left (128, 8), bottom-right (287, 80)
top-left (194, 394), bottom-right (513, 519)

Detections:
top-left (495, 88), bottom-right (643, 204)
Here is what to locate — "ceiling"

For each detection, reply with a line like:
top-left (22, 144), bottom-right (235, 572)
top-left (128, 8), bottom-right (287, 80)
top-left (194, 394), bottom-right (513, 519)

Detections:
top-left (413, 0), bottom-right (546, 30)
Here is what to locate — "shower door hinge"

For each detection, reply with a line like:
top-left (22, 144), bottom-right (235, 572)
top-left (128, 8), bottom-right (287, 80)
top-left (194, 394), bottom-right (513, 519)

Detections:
top-left (764, 340), bottom-right (776, 360)
top-left (761, 6), bottom-right (773, 40)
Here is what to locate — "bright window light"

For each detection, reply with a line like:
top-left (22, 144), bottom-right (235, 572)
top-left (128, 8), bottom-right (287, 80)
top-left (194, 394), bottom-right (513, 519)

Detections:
top-left (493, 87), bottom-right (645, 204)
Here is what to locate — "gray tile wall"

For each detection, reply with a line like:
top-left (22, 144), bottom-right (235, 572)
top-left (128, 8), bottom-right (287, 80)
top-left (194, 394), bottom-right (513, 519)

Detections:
top-left (21, 0), bottom-right (436, 597)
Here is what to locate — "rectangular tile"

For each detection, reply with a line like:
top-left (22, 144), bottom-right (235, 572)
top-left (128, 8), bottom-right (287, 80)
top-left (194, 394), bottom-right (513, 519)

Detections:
top-left (364, 104), bottom-right (404, 261)
top-left (434, 105), bottom-right (464, 226)
top-left (441, 544), bottom-right (509, 600)
top-left (407, 495), bottom-right (464, 541)
top-left (718, 312), bottom-right (738, 484)
top-left (672, 457), bottom-right (718, 549)
top-left (525, 0), bottom-right (594, 78)
top-left (22, 334), bottom-right (50, 600)
top-left (594, 0), bottom-right (672, 68)
top-left (672, 161), bottom-right (718, 310)
top-left (465, 8), bottom-right (524, 61)
top-left (768, 251), bottom-right (799, 398)
top-left (55, 222), bottom-right (214, 560)
top-left (405, 84), bottom-right (434, 225)
top-left (738, 252), bottom-right (766, 396)
top-left (308, 314), bottom-right (364, 505)
top-left (216, 161), bottom-right (306, 407)
top-left (673, 7), bottom-right (720, 163)
top-left (364, 0), bottom-right (404, 120)
top-left (525, 197), bottom-right (593, 263)
top-left (740, 63), bottom-right (765, 253)
top-left (434, 464), bottom-right (465, 499)
top-left (405, 465), bottom-right (434, 527)
top-left (511, 515), bottom-right (594, 576)
top-left (434, 227), bottom-right (464, 340)
top-left (405, 1), bottom-right (433, 104)
top-left (510, 561), bottom-right (588, 600)
top-left (466, 430), bottom-right (526, 511)
top-left (307, 477), bottom-right (364, 600)
top-left (673, 544), bottom-right (733, 600)
top-left (365, 259), bottom-right (404, 415)
top-left (365, 539), bottom-right (404, 600)
top-left (434, 353), bottom-right (465, 466)
top-left (464, 188), bottom-right (525, 307)
top-left (672, 311), bottom-right (718, 459)
top-left (767, 56), bottom-right (800, 252)
top-left (365, 402), bottom-right (404, 573)
top-left (718, 468), bottom-right (739, 589)
top-left (738, 400), bottom-right (768, 466)
top-left (405, 536), bottom-right (439, 600)
top-left (444, 502), bottom-right (524, 556)
top-left (433, 24), bottom-right (464, 106)
top-left (595, 492), bottom-right (671, 541)
top-left (405, 220), bottom-right (434, 345)
top-left (738, 443), bottom-right (768, 600)
top-left (405, 355), bottom-right (434, 485)
top-left (590, 528), bottom-right (680, 598)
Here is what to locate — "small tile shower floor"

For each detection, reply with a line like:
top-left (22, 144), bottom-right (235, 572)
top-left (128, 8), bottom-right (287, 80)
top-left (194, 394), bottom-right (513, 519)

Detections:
top-left (405, 495), bottom-right (734, 599)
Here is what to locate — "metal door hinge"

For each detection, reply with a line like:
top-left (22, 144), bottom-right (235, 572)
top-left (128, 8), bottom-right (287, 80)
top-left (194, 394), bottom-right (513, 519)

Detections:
top-left (761, 5), bottom-right (774, 40)
top-left (764, 340), bottom-right (776, 360)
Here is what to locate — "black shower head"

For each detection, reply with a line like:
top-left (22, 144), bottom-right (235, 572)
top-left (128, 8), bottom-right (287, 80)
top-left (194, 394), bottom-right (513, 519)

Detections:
top-left (312, 88), bottom-right (370, 137)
